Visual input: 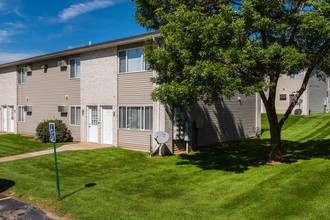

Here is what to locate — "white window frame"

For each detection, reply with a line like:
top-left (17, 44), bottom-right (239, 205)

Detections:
top-left (18, 68), bottom-right (26, 84)
top-left (70, 58), bottom-right (80, 79)
top-left (118, 47), bottom-right (149, 73)
top-left (70, 106), bottom-right (81, 126)
top-left (119, 106), bottom-right (153, 130)
top-left (18, 106), bottom-right (26, 122)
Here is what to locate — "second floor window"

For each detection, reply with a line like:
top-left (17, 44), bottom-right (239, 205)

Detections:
top-left (70, 58), bottom-right (80, 78)
top-left (18, 68), bottom-right (26, 84)
top-left (119, 48), bottom-right (149, 73)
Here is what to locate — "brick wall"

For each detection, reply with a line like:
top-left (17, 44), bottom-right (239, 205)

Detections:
top-left (80, 47), bottom-right (118, 145)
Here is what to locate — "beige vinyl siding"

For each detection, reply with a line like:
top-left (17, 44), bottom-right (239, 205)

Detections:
top-left (185, 94), bottom-right (257, 147)
top-left (118, 71), bottom-right (154, 150)
top-left (0, 67), bottom-right (17, 133)
top-left (308, 75), bottom-right (328, 114)
top-left (118, 71), bottom-right (153, 105)
top-left (17, 58), bottom-right (81, 140)
top-left (118, 130), bottom-right (152, 151)
top-left (275, 74), bottom-right (305, 114)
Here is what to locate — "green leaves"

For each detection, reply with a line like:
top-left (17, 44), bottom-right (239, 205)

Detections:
top-left (133, 0), bottom-right (330, 105)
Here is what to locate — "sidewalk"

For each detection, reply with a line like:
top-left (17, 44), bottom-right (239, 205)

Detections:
top-left (0, 143), bottom-right (112, 163)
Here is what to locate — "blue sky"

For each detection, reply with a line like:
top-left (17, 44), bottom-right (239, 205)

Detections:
top-left (0, 0), bottom-right (149, 64)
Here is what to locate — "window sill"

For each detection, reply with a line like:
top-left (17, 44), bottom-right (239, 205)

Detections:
top-left (119, 128), bottom-right (152, 132)
top-left (118, 70), bottom-right (152, 74)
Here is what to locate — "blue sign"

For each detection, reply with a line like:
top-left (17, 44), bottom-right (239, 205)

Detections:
top-left (49, 123), bottom-right (56, 143)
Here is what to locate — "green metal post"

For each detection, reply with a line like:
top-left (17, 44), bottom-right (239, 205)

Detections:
top-left (53, 142), bottom-right (61, 201)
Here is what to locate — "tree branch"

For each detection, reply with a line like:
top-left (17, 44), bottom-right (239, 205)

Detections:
top-left (279, 41), bottom-right (330, 128)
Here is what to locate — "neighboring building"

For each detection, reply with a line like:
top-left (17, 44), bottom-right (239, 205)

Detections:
top-left (262, 71), bottom-right (329, 115)
top-left (0, 33), bottom-right (261, 153)
top-left (0, 66), bottom-right (17, 133)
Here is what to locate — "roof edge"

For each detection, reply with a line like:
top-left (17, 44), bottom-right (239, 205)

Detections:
top-left (0, 32), bottom-right (160, 68)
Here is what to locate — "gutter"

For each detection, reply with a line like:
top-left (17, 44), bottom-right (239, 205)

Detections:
top-left (0, 32), bottom-right (161, 68)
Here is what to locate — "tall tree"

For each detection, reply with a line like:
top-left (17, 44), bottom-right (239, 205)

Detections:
top-left (133, 0), bottom-right (330, 162)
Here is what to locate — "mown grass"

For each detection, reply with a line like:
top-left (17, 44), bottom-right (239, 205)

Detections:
top-left (0, 114), bottom-right (329, 219)
top-left (0, 134), bottom-right (69, 157)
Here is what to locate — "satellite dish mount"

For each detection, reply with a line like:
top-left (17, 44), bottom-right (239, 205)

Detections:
top-left (150, 131), bottom-right (169, 157)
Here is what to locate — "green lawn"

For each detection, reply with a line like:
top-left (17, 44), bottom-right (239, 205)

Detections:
top-left (0, 134), bottom-right (68, 157)
top-left (0, 114), bottom-right (329, 219)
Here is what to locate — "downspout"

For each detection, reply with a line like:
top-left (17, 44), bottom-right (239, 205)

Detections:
top-left (255, 93), bottom-right (260, 137)
top-left (16, 68), bottom-right (18, 134)
top-left (157, 101), bottom-right (160, 132)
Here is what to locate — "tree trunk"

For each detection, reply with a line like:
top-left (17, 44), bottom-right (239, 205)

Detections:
top-left (268, 121), bottom-right (283, 162)
top-left (260, 90), bottom-right (284, 163)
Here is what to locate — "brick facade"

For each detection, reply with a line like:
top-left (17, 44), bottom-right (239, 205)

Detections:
top-left (80, 48), bottom-right (118, 145)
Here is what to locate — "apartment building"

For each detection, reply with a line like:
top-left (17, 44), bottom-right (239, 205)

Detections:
top-left (262, 72), bottom-right (329, 115)
top-left (0, 33), bottom-right (261, 153)
top-left (0, 66), bottom-right (17, 133)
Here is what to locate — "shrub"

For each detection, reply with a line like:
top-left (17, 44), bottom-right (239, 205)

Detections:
top-left (36, 119), bottom-right (72, 143)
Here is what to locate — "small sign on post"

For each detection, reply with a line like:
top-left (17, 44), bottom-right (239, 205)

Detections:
top-left (49, 123), bottom-right (56, 143)
top-left (49, 123), bottom-right (60, 201)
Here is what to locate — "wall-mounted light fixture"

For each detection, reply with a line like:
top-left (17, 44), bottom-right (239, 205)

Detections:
top-left (237, 96), bottom-right (242, 105)
top-left (65, 95), bottom-right (69, 100)
top-left (26, 96), bottom-right (29, 101)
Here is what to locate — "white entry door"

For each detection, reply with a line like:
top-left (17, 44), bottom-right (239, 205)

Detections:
top-left (2, 106), bottom-right (7, 132)
top-left (9, 106), bottom-right (14, 132)
top-left (88, 106), bottom-right (98, 143)
top-left (102, 107), bottom-right (113, 144)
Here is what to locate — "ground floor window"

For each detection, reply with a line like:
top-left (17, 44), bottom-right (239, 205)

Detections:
top-left (119, 106), bottom-right (153, 130)
top-left (18, 106), bottom-right (26, 122)
top-left (70, 106), bottom-right (81, 125)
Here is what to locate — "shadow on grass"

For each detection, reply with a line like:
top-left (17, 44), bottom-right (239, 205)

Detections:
top-left (61, 183), bottom-right (96, 200)
top-left (177, 138), bottom-right (330, 173)
top-left (0, 178), bottom-right (15, 193)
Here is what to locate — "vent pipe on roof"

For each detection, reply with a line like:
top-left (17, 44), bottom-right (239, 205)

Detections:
top-left (88, 41), bottom-right (92, 46)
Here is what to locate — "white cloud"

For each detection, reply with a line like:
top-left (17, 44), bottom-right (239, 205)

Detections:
top-left (0, 22), bottom-right (27, 43)
top-left (0, 1), bottom-right (5, 9)
top-left (0, 30), bottom-right (11, 43)
top-left (0, 52), bottom-right (41, 64)
top-left (13, 8), bottom-right (25, 18)
top-left (58, 0), bottom-right (117, 21)
top-left (4, 21), bottom-right (25, 30)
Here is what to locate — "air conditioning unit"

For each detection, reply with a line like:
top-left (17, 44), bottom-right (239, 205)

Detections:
top-left (23, 66), bottom-right (32, 73)
top-left (58, 106), bottom-right (68, 113)
top-left (25, 106), bottom-right (32, 112)
top-left (57, 60), bottom-right (68, 67)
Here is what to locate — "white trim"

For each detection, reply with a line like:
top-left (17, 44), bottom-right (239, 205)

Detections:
top-left (69, 105), bottom-right (81, 126)
top-left (17, 106), bottom-right (26, 122)
top-left (101, 106), bottom-right (113, 145)
top-left (69, 58), bottom-right (81, 79)
top-left (118, 106), bottom-right (153, 131)
top-left (118, 47), bottom-right (149, 73)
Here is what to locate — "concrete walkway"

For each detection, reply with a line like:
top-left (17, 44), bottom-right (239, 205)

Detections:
top-left (0, 143), bottom-right (112, 163)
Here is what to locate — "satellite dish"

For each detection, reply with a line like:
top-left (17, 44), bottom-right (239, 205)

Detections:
top-left (297, 98), bottom-right (303, 105)
top-left (154, 131), bottom-right (169, 144)
top-left (294, 109), bottom-right (302, 115)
